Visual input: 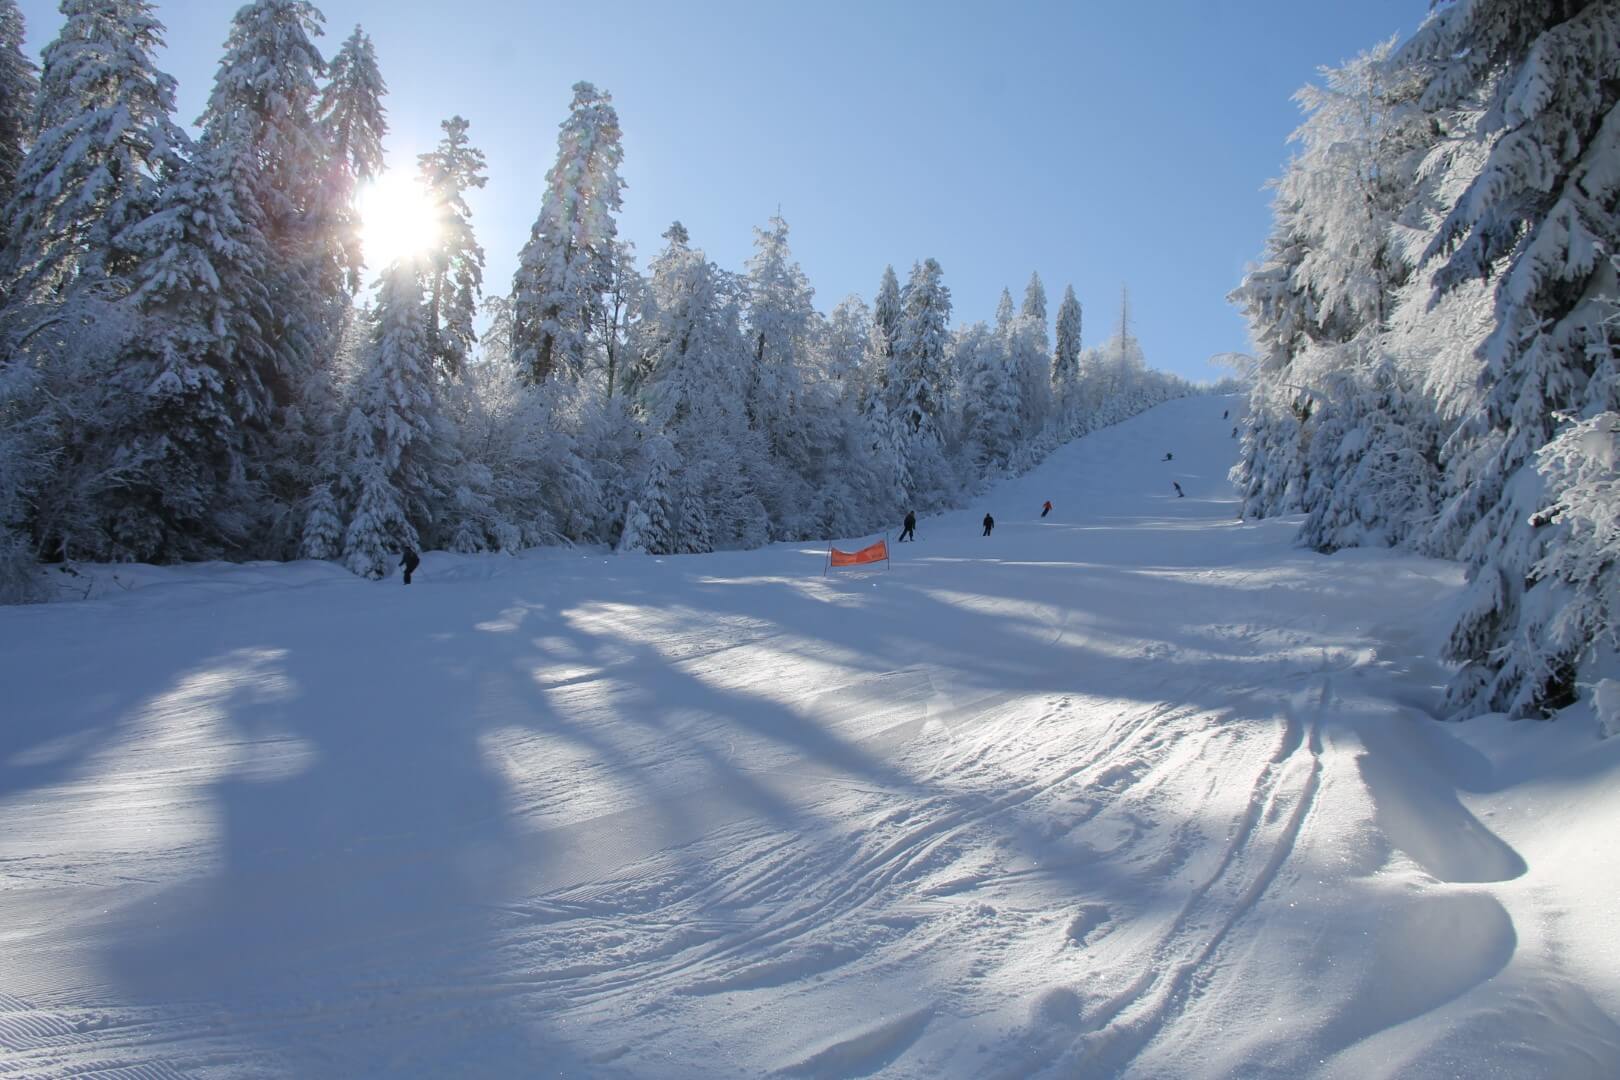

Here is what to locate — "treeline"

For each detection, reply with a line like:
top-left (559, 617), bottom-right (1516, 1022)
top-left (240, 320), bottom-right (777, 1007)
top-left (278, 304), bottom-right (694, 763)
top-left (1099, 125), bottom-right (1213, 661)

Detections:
top-left (0, 0), bottom-right (1195, 600)
top-left (1232, 0), bottom-right (1619, 722)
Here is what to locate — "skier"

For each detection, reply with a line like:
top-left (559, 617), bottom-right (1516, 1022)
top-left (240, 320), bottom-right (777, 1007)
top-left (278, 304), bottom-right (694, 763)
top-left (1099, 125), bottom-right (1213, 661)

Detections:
top-left (1232, 427), bottom-right (1239, 438)
top-left (1041, 500), bottom-right (1052, 518)
top-left (399, 546), bottom-right (421, 585)
top-left (1162, 451), bottom-right (1173, 461)
top-left (1223, 409), bottom-right (1229, 420)
top-left (982, 513), bottom-right (995, 537)
top-left (899, 510), bottom-right (917, 542)
top-left (1173, 481), bottom-right (1184, 498)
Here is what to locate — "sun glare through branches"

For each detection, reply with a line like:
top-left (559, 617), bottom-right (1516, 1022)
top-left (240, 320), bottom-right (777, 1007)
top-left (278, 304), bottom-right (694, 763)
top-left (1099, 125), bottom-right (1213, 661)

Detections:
top-left (357, 172), bottom-right (441, 272)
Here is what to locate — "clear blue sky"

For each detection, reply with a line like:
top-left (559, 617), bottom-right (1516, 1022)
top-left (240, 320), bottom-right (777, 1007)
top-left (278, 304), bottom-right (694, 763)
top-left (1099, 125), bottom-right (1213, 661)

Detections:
top-left (18, 0), bottom-right (1426, 382)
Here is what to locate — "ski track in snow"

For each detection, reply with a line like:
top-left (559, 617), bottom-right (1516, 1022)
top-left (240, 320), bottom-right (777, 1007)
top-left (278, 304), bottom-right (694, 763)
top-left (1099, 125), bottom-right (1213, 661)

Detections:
top-left (3, 395), bottom-right (1618, 1079)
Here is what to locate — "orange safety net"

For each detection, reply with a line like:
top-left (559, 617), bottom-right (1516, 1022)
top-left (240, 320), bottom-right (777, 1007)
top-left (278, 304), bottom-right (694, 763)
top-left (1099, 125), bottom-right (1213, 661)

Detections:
top-left (828, 538), bottom-right (888, 567)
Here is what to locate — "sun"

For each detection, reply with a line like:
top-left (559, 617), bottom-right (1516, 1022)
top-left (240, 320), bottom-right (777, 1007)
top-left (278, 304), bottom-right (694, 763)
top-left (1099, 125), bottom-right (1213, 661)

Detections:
top-left (356, 171), bottom-right (441, 273)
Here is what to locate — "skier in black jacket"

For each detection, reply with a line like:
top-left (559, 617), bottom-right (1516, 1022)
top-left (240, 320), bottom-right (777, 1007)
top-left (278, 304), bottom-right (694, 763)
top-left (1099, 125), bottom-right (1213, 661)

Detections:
top-left (982, 513), bottom-right (995, 537)
top-left (399, 546), bottom-right (421, 585)
top-left (899, 511), bottom-right (917, 542)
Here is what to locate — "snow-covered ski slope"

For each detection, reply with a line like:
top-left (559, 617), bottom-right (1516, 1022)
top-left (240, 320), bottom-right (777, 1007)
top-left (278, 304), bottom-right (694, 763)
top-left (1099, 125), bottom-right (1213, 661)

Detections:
top-left (3, 394), bottom-right (1618, 1079)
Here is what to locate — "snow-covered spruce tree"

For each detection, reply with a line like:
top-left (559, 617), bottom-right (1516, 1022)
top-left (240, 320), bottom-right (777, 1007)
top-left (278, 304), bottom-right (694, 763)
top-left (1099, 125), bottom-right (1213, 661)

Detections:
top-left (743, 212), bottom-right (818, 534)
top-left (332, 262), bottom-right (443, 577)
top-left (630, 432), bottom-right (679, 555)
top-left (0, 0), bottom-right (38, 266)
top-left (2, 0), bottom-right (186, 302)
top-left (596, 238), bottom-right (641, 400)
top-left (201, 0), bottom-right (329, 273)
top-left (1010, 271), bottom-right (1052, 441)
top-left (631, 222), bottom-right (759, 550)
top-left (0, 292), bottom-right (135, 564)
top-left (1515, 412), bottom-right (1620, 719)
top-left (316, 24), bottom-right (387, 295)
top-left (0, 361), bottom-right (46, 600)
top-left (449, 332), bottom-right (591, 550)
top-left (818, 295), bottom-right (890, 530)
top-left (1394, 0), bottom-right (1620, 717)
top-left (199, 0), bottom-right (339, 552)
top-left (511, 81), bottom-right (624, 383)
top-left (1053, 284), bottom-right (1082, 427)
top-left (1227, 193), bottom-right (1314, 519)
top-left (1298, 360), bottom-right (1440, 552)
top-left (574, 388), bottom-right (643, 543)
top-left (823, 295), bottom-right (870, 391)
top-left (955, 321), bottom-right (1019, 474)
top-left (100, 141), bottom-right (281, 561)
top-left (863, 264), bottom-right (901, 408)
top-left (1229, 39), bottom-right (1435, 516)
top-left (418, 115), bottom-right (486, 378)
top-left (887, 258), bottom-right (954, 506)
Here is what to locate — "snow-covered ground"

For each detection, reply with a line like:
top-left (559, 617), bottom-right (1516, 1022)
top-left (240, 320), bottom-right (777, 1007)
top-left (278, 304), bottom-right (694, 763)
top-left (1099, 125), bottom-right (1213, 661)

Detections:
top-left (2, 395), bottom-right (1617, 1079)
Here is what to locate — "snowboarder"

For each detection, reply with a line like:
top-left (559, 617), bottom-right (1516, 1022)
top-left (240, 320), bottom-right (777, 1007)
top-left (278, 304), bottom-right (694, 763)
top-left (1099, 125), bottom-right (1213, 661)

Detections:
top-left (899, 510), bottom-right (917, 542)
top-left (399, 546), bottom-right (421, 585)
top-left (982, 513), bottom-right (995, 537)
top-left (1041, 500), bottom-right (1052, 518)
top-left (1173, 482), bottom-right (1184, 498)
top-left (1162, 451), bottom-right (1173, 461)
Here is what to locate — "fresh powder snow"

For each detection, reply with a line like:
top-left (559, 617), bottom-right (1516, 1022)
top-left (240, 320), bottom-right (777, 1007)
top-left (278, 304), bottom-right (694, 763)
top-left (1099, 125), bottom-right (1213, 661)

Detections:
top-left (2, 395), bottom-right (1616, 1078)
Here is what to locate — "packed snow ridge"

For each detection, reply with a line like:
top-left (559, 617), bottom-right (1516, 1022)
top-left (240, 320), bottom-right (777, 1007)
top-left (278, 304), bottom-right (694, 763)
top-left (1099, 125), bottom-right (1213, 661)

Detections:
top-left (2, 396), bottom-right (1617, 1079)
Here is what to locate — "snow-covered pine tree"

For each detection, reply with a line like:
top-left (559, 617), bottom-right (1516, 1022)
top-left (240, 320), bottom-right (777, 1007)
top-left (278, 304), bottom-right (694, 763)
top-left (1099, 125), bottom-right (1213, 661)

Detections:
top-left (511, 81), bottom-right (624, 383)
top-left (632, 433), bottom-right (679, 555)
top-left (1395, 0), bottom-right (1620, 717)
top-left (1298, 359), bottom-right (1439, 553)
top-left (1012, 271), bottom-right (1052, 435)
top-left (955, 321), bottom-right (1018, 473)
top-left (1229, 41), bottom-right (1434, 526)
top-left (418, 115), bottom-right (486, 378)
top-left (0, 0), bottom-right (43, 581)
top-left (863, 265), bottom-right (901, 406)
top-left (201, 0), bottom-right (329, 268)
top-left (2, 290), bottom-right (136, 564)
top-left (1053, 284), bottom-right (1082, 426)
top-left (632, 223), bottom-right (761, 547)
top-left (596, 239), bottom-right (640, 400)
top-left (823, 295), bottom-right (870, 389)
top-left (633, 223), bottom-right (747, 427)
top-left (888, 258), bottom-right (954, 504)
top-left (743, 212), bottom-right (817, 533)
top-left (334, 261), bottom-right (440, 577)
top-left (2, 0), bottom-right (186, 301)
top-left (103, 141), bottom-right (280, 560)
top-left (0, 351), bottom-right (47, 599)
top-left (1021, 271), bottom-right (1047, 327)
top-left (1517, 412), bottom-right (1620, 719)
top-left (448, 337), bottom-right (591, 551)
top-left (199, 0), bottom-right (337, 550)
top-left (316, 24), bottom-right (387, 295)
top-left (0, 0), bottom-right (37, 266)
top-left (574, 388), bottom-right (643, 541)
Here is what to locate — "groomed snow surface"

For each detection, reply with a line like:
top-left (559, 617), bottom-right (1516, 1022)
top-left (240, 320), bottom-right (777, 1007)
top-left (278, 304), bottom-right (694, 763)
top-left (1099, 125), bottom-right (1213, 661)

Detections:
top-left (3, 394), bottom-right (1617, 1079)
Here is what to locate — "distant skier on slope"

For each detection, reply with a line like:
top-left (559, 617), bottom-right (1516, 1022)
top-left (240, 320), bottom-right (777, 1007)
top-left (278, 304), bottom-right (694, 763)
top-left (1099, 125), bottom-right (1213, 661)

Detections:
top-left (1041, 500), bottom-right (1052, 518)
top-left (1173, 482), bottom-right (1184, 498)
top-left (1162, 451), bottom-right (1173, 461)
top-left (1223, 409), bottom-right (1229, 419)
top-left (982, 513), bottom-right (995, 537)
top-left (899, 510), bottom-right (917, 542)
top-left (399, 546), bottom-right (421, 585)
